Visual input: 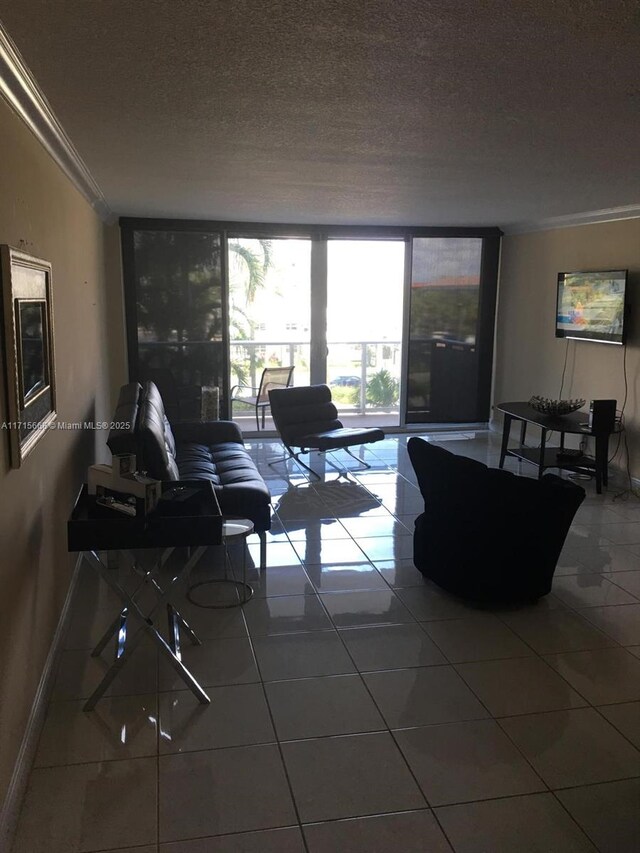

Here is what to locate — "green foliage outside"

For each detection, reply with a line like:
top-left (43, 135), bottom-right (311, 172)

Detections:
top-left (410, 288), bottom-right (478, 341)
top-left (366, 369), bottom-right (399, 407)
top-left (228, 239), bottom-right (273, 387)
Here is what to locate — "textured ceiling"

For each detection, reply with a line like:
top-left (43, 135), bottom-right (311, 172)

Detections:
top-left (1, 0), bottom-right (639, 227)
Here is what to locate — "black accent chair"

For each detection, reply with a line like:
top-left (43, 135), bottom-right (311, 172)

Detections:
top-left (407, 437), bottom-right (585, 603)
top-left (268, 384), bottom-right (385, 479)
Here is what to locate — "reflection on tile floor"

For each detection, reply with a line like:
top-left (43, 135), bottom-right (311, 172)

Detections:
top-left (13, 433), bottom-right (640, 852)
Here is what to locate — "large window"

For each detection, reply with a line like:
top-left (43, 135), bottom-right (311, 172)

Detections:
top-left (121, 220), bottom-right (500, 429)
top-left (122, 228), bottom-right (225, 420)
top-left (327, 240), bottom-right (404, 427)
top-left (227, 238), bottom-right (311, 428)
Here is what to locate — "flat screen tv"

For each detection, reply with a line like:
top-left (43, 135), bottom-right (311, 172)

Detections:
top-left (556, 269), bottom-right (628, 345)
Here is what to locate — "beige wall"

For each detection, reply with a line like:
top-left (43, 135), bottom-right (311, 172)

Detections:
top-left (494, 219), bottom-right (640, 480)
top-left (0, 98), bottom-right (115, 802)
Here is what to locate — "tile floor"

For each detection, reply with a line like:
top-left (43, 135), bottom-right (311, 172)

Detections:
top-left (12, 433), bottom-right (640, 853)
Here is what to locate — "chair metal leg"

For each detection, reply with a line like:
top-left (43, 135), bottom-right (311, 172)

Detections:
top-left (343, 446), bottom-right (373, 470)
top-left (267, 444), bottom-right (321, 480)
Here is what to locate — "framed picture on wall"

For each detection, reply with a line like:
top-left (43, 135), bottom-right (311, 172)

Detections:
top-left (1, 246), bottom-right (57, 467)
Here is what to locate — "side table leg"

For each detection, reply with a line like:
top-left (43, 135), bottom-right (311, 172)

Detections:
top-left (499, 415), bottom-right (512, 468)
top-left (538, 429), bottom-right (547, 479)
top-left (92, 609), bottom-right (125, 657)
top-left (520, 420), bottom-right (527, 447)
top-left (594, 434), bottom-right (607, 493)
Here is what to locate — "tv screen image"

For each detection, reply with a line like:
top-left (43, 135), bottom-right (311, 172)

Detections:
top-left (556, 269), bottom-right (628, 345)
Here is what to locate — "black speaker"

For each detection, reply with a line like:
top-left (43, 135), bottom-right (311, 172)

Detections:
top-left (589, 399), bottom-right (617, 433)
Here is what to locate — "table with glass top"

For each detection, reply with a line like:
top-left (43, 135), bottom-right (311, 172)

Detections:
top-left (67, 481), bottom-right (222, 710)
top-left (496, 401), bottom-right (620, 494)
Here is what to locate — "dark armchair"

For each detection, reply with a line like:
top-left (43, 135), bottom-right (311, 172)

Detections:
top-left (268, 384), bottom-right (384, 479)
top-left (407, 437), bottom-right (585, 603)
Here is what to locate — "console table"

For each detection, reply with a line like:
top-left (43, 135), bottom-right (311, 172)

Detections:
top-left (496, 401), bottom-right (619, 494)
top-left (68, 481), bottom-right (222, 710)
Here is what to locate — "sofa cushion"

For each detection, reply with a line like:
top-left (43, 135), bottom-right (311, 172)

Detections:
top-left (175, 441), bottom-right (271, 518)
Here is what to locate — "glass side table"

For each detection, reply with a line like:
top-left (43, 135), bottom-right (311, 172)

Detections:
top-left (187, 518), bottom-right (254, 608)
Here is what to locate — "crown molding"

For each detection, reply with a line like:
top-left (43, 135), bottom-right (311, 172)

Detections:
top-left (0, 25), bottom-right (112, 223)
top-left (504, 204), bottom-right (640, 236)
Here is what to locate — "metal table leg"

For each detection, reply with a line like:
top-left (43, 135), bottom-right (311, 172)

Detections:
top-left (81, 546), bottom-right (211, 710)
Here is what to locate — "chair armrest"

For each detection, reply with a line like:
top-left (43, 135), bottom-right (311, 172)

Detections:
top-left (231, 384), bottom-right (259, 398)
top-left (172, 420), bottom-right (244, 445)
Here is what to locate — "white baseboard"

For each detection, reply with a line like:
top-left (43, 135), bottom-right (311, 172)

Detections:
top-left (0, 554), bottom-right (83, 851)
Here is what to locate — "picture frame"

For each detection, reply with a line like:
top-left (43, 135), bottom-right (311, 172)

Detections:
top-left (1, 246), bottom-right (56, 467)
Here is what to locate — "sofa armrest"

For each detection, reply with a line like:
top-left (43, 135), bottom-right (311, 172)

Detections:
top-left (172, 419), bottom-right (244, 445)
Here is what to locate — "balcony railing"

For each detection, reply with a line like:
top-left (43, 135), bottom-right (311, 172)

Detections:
top-left (137, 338), bottom-right (403, 423)
top-left (230, 339), bottom-right (402, 416)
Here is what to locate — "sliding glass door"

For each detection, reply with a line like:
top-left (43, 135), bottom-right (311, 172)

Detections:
top-left (327, 240), bottom-right (405, 427)
top-left (121, 220), bottom-right (500, 429)
top-left (405, 236), bottom-right (499, 423)
top-left (227, 237), bottom-right (311, 430)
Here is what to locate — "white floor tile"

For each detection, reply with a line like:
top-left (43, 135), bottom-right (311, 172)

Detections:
top-left (552, 574), bottom-right (638, 608)
top-left (159, 744), bottom-right (296, 841)
top-left (435, 793), bottom-right (597, 853)
top-left (308, 563), bottom-right (388, 592)
top-left (319, 589), bottom-right (414, 627)
top-left (557, 779), bottom-right (640, 853)
top-left (294, 538), bottom-right (371, 565)
top-left (252, 631), bottom-right (356, 681)
top-left (395, 585), bottom-right (480, 621)
top-left (248, 564), bottom-right (315, 597)
top-left (423, 614), bottom-right (534, 663)
top-left (13, 758), bottom-right (157, 853)
top-left (158, 684), bottom-right (275, 753)
top-left (395, 718), bottom-right (545, 805)
top-left (339, 623), bottom-right (446, 670)
top-left (455, 657), bottom-right (587, 716)
top-left (52, 643), bottom-right (158, 701)
top-left (544, 647), bottom-right (640, 705)
top-left (354, 535), bottom-right (415, 562)
top-left (599, 521), bottom-right (640, 545)
top-left (500, 608), bottom-right (615, 654)
top-left (242, 593), bottom-right (333, 635)
top-left (281, 732), bottom-right (426, 822)
top-left (158, 637), bottom-right (259, 691)
top-left (499, 707), bottom-right (640, 788)
top-left (580, 603), bottom-right (640, 644)
top-left (608, 569), bottom-right (640, 598)
top-left (302, 810), bottom-right (453, 853)
top-left (265, 674), bottom-right (385, 740)
top-left (35, 694), bottom-right (157, 767)
top-left (364, 666), bottom-right (489, 727)
top-left (598, 701), bottom-right (640, 749)
top-left (374, 559), bottom-right (426, 588)
top-left (160, 827), bottom-right (306, 852)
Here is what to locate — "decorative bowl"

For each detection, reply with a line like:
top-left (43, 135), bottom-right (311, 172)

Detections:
top-left (528, 396), bottom-right (585, 416)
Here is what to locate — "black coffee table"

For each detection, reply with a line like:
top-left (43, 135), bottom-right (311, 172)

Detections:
top-left (496, 401), bottom-right (619, 494)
